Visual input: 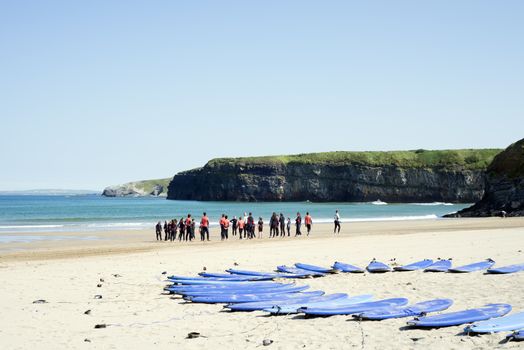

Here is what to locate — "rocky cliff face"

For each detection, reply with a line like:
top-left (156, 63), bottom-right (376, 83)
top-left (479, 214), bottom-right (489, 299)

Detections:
top-left (102, 178), bottom-right (170, 197)
top-left (448, 139), bottom-right (524, 217)
top-left (167, 162), bottom-right (487, 203)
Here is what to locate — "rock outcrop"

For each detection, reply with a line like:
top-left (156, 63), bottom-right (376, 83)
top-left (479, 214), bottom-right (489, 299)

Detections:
top-left (167, 150), bottom-right (500, 202)
top-left (447, 139), bottom-right (524, 217)
top-left (102, 178), bottom-right (170, 197)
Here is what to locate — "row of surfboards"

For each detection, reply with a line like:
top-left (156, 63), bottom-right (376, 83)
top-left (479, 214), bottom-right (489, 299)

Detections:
top-left (164, 273), bottom-right (524, 341)
top-left (282, 259), bottom-right (524, 274)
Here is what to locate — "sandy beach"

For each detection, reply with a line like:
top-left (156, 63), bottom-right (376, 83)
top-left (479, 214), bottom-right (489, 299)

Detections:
top-left (1, 218), bottom-right (524, 349)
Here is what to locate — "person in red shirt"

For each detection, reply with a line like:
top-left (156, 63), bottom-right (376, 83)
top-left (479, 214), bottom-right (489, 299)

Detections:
top-left (223, 215), bottom-right (230, 240)
top-left (238, 216), bottom-right (245, 239)
top-left (304, 212), bottom-right (313, 236)
top-left (219, 214), bottom-right (226, 240)
top-left (185, 214), bottom-right (192, 241)
top-left (200, 212), bottom-right (209, 241)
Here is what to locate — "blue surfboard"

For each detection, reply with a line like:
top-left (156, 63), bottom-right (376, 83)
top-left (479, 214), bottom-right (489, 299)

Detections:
top-left (276, 265), bottom-right (326, 277)
top-left (465, 312), bottom-right (524, 333)
top-left (355, 299), bottom-right (453, 320)
top-left (226, 268), bottom-right (310, 278)
top-left (198, 272), bottom-right (272, 279)
top-left (265, 294), bottom-right (374, 315)
top-left (448, 259), bottom-right (495, 273)
top-left (295, 263), bottom-right (337, 273)
top-left (424, 259), bottom-right (452, 272)
top-left (173, 282), bottom-right (293, 290)
top-left (167, 279), bottom-right (279, 285)
top-left (366, 260), bottom-right (391, 273)
top-left (167, 282), bottom-right (289, 293)
top-left (407, 303), bottom-right (512, 328)
top-left (332, 261), bottom-right (365, 273)
top-left (225, 291), bottom-right (326, 311)
top-left (487, 263), bottom-right (524, 274)
top-left (187, 287), bottom-right (311, 303)
top-left (180, 284), bottom-right (309, 297)
top-left (168, 274), bottom-right (270, 281)
top-left (507, 330), bottom-right (524, 341)
top-left (394, 259), bottom-right (434, 271)
top-left (298, 298), bottom-right (408, 316)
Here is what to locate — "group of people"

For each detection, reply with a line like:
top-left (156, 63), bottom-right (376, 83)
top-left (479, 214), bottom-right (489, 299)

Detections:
top-left (155, 210), bottom-right (342, 242)
top-left (156, 214), bottom-right (199, 242)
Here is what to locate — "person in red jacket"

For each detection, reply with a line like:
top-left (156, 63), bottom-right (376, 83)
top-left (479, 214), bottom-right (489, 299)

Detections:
top-left (185, 214), bottom-right (192, 241)
top-left (219, 214), bottom-right (226, 240)
top-left (200, 212), bottom-right (209, 241)
top-left (223, 215), bottom-right (230, 240)
top-left (238, 216), bottom-right (245, 239)
top-left (304, 212), bottom-right (313, 236)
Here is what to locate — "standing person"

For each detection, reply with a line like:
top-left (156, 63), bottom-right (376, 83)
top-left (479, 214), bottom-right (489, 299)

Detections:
top-left (247, 212), bottom-right (255, 239)
top-left (174, 219), bottom-right (178, 241)
top-left (163, 221), bottom-right (168, 241)
top-left (185, 214), bottom-right (192, 241)
top-left (155, 221), bottom-right (162, 241)
top-left (231, 216), bottom-right (238, 237)
top-left (223, 215), bottom-right (230, 240)
top-left (238, 216), bottom-right (245, 239)
top-left (165, 221), bottom-right (170, 241)
top-left (190, 219), bottom-right (196, 240)
top-left (334, 210), bottom-right (341, 234)
top-left (269, 213), bottom-right (274, 238)
top-left (279, 213), bottom-right (285, 237)
top-left (167, 219), bottom-right (172, 241)
top-left (271, 212), bottom-right (279, 237)
top-left (200, 212), bottom-right (210, 241)
top-left (286, 217), bottom-right (291, 236)
top-left (305, 212), bottom-right (313, 236)
top-left (257, 217), bottom-right (264, 239)
top-left (178, 217), bottom-right (185, 241)
top-left (295, 212), bottom-right (302, 236)
top-left (219, 214), bottom-right (226, 241)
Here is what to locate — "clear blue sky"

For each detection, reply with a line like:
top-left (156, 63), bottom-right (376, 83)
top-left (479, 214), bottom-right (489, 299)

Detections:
top-left (1, 1), bottom-right (523, 191)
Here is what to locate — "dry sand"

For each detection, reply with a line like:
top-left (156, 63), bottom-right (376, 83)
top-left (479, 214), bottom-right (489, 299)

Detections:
top-left (1, 218), bottom-right (524, 349)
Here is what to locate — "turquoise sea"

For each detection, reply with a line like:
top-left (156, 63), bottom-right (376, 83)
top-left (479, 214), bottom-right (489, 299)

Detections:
top-left (0, 195), bottom-right (470, 243)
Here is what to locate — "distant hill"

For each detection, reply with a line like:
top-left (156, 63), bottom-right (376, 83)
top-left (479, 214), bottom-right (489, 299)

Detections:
top-left (0, 189), bottom-right (98, 196)
top-left (102, 178), bottom-right (171, 197)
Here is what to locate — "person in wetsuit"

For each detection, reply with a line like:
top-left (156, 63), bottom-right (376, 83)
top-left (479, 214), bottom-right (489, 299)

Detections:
top-left (155, 221), bottom-right (162, 241)
top-left (295, 212), bottom-right (302, 236)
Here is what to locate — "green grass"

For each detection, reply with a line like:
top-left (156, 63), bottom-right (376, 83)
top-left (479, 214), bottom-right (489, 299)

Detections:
top-left (130, 178), bottom-right (171, 193)
top-left (207, 149), bottom-right (502, 170)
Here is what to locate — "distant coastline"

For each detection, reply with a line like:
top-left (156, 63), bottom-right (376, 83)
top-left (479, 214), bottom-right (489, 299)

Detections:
top-left (0, 189), bottom-right (98, 196)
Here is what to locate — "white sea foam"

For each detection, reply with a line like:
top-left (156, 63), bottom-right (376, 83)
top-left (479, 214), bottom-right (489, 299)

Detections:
top-left (371, 200), bottom-right (388, 205)
top-left (412, 202), bottom-right (455, 206)
top-left (0, 224), bottom-right (65, 229)
top-left (309, 214), bottom-right (438, 224)
top-left (86, 222), bottom-right (150, 228)
top-left (0, 235), bottom-right (99, 244)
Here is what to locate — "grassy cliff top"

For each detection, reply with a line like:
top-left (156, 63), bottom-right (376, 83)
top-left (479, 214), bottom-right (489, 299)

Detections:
top-left (121, 178), bottom-right (171, 193)
top-left (488, 138), bottom-right (524, 178)
top-left (207, 149), bottom-right (502, 170)
top-left (135, 178), bottom-right (171, 188)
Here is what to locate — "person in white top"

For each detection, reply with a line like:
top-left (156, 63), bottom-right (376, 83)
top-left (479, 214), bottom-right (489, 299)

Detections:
top-left (334, 210), bottom-right (341, 234)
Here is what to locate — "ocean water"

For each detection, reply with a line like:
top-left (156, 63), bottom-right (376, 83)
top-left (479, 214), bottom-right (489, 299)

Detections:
top-left (0, 195), bottom-right (469, 240)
